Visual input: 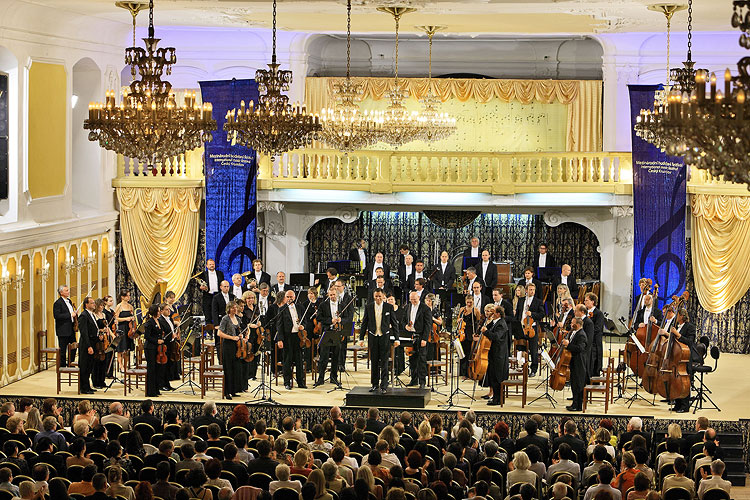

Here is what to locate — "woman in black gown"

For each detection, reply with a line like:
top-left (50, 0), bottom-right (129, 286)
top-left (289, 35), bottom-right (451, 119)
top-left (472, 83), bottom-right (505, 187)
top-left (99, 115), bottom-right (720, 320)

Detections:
top-left (242, 292), bottom-right (262, 382)
top-left (143, 304), bottom-right (165, 397)
top-left (102, 295), bottom-right (116, 378)
top-left (114, 291), bottom-right (135, 375)
top-left (91, 298), bottom-right (111, 388)
top-left (218, 302), bottom-right (242, 400)
top-left (458, 295), bottom-right (481, 377)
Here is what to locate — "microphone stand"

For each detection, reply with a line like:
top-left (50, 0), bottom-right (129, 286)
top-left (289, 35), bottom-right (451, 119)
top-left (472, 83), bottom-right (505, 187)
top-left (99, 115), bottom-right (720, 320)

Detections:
top-left (247, 301), bottom-right (290, 405)
top-left (439, 309), bottom-right (471, 409)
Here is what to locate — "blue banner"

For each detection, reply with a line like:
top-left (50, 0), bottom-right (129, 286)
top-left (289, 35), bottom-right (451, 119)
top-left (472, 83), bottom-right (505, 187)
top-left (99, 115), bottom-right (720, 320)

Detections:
top-left (199, 79), bottom-right (259, 278)
top-left (629, 85), bottom-right (687, 307)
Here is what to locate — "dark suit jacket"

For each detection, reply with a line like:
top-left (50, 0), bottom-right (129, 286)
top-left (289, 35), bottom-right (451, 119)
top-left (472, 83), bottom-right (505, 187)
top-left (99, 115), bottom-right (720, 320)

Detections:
top-left (534, 253), bottom-right (557, 273)
top-left (398, 264), bottom-right (415, 289)
top-left (349, 248), bottom-right (368, 269)
top-left (496, 299), bottom-right (515, 319)
top-left (276, 302), bottom-right (305, 345)
top-left (406, 273), bottom-right (427, 293)
top-left (431, 262), bottom-right (457, 290)
top-left (29, 450), bottom-right (66, 475)
top-left (365, 418), bottom-right (386, 434)
top-left (143, 453), bottom-right (175, 478)
top-left (212, 293), bottom-right (235, 326)
top-left (359, 302), bottom-right (396, 340)
top-left (333, 419), bottom-right (353, 438)
top-left (515, 434), bottom-right (550, 463)
top-left (619, 430), bottom-right (650, 450)
top-left (53, 297), bottom-right (76, 338)
top-left (133, 413), bottom-right (162, 431)
top-left (552, 433), bottom-right (588, 467)
top-left (514, 296), bottom-right (545, 323)
top-left (271, 283), bottom-right (291, 296)
top-left (200, 270), bottom-right (225, 293)
top-left (364, 262), bottom-right (391, 283)
top-left (476, 261), bottom-right (498, 292)
top-left (516, 278), bottom-right (544, 294)
top-left (221, 459), bottom-right (249, 485)
top-left (553, 273), bottom-right (579, 297)
top-left (589, 308), bottom-right (605, 338)
top-left (368, 284), bottom-right (394, 302)
top-left (677, 321), bottom-right (700, 364)
top-left (77, 310), bottom-right (98, 354)
top-left (86, 439), bottom-right (107, 456)
top-left (470, 293), bottom-right (490, 312)
top-left (191, 415), bottom-right (226, 436)
top-left (403, 302), bottom-right (432, 343)
top-left (462, 247), bottom-right (484, 259)
top-left (248, 271), bottom-right (271, 287)
top-left (246, 456), bottom-right (279, 477)
top-left (581, 316), bottom-right (595, 359)
top-left (634, 306), bottom-right (663, 327)
top-left (143, 317), bottom-right (162, 351)
top-left (484, 318), bottom-right (509, 385)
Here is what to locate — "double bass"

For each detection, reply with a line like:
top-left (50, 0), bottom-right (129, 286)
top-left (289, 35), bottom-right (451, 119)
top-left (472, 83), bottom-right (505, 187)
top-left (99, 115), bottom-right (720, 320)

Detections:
top-left (468, 317), bottom-right (492, 381)
top-left (656, 291), bottom-right (691, 400)
top-left (549, 328), bottom-right (572, 391)
top-left (641, 304), bottom-right (673, 395)
top-left (627, 283), bottom-right (658, 377)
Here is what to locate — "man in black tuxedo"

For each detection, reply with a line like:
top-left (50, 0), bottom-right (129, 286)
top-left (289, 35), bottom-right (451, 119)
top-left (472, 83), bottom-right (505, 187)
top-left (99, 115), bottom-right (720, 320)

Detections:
top-left (276, 290), bottom-right (307, 390)
top-left (406, 260), bottom-right (427, 294)
top-left (534, 243), bottom-right (557, 280)
top-left (517, 267), bottom-right (543, 293)
top-left (462, 237), bottom-right (483, 268)
top-left (553, 264), bottom-right (578, 298)
top-left (633, 278), bottom-right (653, 313)
top-left (432, 251), bottom-right (456, 327)
top-left (398, 253), bottom-right (415, 301)
top-left (315, 288), bottom-right (349, 388)
top-left (316, 267), bottom-right (340, 295)
top-left (397, 244), bottom-right (415, 268)
top-left (515, 283), bottom-right (545, 376)
top-left (634, 294), bottom-right (663, 327)
top-left (199, 259), bottom-right (223, 325)
top-left (368, 276), bottom-right (393, 302)
top-left (562, 317), bottom-right (589, 411)
top-left (477, 250), bottom-right (498, 298)
top-left (157, 304), bottom-right (178, 391)
top-left (574, 304), bottom-right (594, 384)
top-left (348, 239), bottom-right (368, 273)
top-left (404, 291), bottom-right (432, 389)
top-left (412, 278), bottom-right (428, 304)
top-left (483, 305), bottom-right (510, 406)
top-left (250, 259), bottom-right (271, 288)
top-left (465, 267), bottom-right (485, 294)
top-left (492, 288), bottom-right (514, 319)
top-left (334, 279), bottom-right (355, 367)
top-left (77, 297), bottom-right (98, 394)
top-left (584, 292), bottom-right (605, 377)
top-left (364, 252), bottom-right (391, 284)
top-left (211, 281), bottom-right (234, 328)
top-left (672, 308), bottom-right (699, 413)
top-left (469, 281), bottom-right (490, 312)
top-left (271, 271), bottom-right (291, 296)
top-left (53, 285), bottom-right (77, 367)
top-left (359, 288), bottom-right (398, 393)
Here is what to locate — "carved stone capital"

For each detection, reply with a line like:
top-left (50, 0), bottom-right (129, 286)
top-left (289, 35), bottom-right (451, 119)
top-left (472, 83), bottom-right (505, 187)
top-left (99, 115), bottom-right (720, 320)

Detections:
top-left (258, 201), bottom-right (284, 213)
top-left (543, 210), bottom-right (569, 227)
top-left (609, 206), bottom-right (633, 218)
top-left (613, 228), bottom-right (634, 248)
top-left (335, 206), bottom-right (360, 224)
top-left (299, 239), bottom-right (309, 248)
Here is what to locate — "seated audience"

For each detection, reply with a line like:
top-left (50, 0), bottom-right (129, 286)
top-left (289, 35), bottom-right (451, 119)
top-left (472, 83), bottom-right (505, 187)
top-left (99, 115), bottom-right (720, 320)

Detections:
top-left (697, 460), bottom-right (731, 500)
top-left (270, 464), bottom-right (302, 494)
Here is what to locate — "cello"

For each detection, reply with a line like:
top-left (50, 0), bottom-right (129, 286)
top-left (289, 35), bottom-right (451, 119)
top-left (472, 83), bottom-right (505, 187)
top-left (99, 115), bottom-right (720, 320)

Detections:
top-left (549, 328), bottom-right (572, 391)
top-left (627, 283), bottom-right (658, 377)
top-left (468, 317), bottom-right (493, 381)
top-left (656, 291), bottom-right (691, 400)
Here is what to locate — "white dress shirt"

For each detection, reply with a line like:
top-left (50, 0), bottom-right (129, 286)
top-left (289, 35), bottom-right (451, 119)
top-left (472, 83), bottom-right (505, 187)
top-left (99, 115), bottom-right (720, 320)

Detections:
top-left (259, 296), bottom-right (268, 315)
top-left (208, 270), bottom-right (219, 293)
top-left (642, 306), bottom-right (652, 322)
top-left (539, 253), bottom-right (547, 268)
top-left (254, 270), bottom-right (263, 283)
top-left (371, 262), bottom-right (383, 280)
top-left (409, 304), bottom-right (419, 326)
top-left (63, 297), bottom-right (75, 318)
top-left (404, 264), bottom-right (412, 277)
top-left (232, 285), bottom-right (243, 298)
top-left (222, 292), bottom-right (230, 305)
top-left (470, 247), bottom-right (478, 258)
top-left (561, 274), bottom-right (568, 285)
top-left (358, 249), bottom-right (367, 271)
top-left (289, 303), bottom-right (299, 332)
top-left (482, 261), bottom-right (490, 277)
top-left (330, 300), bottom-right (339, 324)
top-left (415, 271), bottom-right (424, 280)
top-left (473, 293), bottom-right (483, 307)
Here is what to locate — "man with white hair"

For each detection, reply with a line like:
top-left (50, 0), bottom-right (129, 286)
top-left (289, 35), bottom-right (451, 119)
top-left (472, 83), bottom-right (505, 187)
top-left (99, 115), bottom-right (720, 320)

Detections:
top-left (230, 273), bottom-right (244, 299)
top-left (619, 417), bottom-right (650, 451)
top-left (451, 410), bottom-right (483, 441)
top-left (697, 460), bottom-right (731, 499)
top-left (101, 402), bottom-right (131, 430)
top-left (269, 464), bottom-right (302, 494)
top-left (53, 285), bottom-right (77, 366)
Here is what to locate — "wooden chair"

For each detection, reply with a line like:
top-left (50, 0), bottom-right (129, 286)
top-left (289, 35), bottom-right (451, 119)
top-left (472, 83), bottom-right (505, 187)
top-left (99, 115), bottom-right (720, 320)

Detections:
top-left (427, 341), bottom-right (448, 385)
top-left (38, 330), bottom-right (57, 371)
top-left (576, 285), bottom-right (587, 305)
top-left (124, 348), bottom-right (147, 396)
top-left (68, 343), bottom-right (79, 367)
top-left (501, 353), bottom-right (528, 407)
top-left (201, 346), bottom-right (224, 398)
top-left (583, 357), bottom-right (614, 412)
top-left (55, 347), bottom-right (80, 394)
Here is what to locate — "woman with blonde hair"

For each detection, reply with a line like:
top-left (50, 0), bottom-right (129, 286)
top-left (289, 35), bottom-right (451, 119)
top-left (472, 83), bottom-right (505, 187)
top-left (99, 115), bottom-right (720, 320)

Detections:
top-left (586, 427), bottom-right (616, 460)
top-left (507, 451), bottom-right (538, 489)
top-left (555, 284), bottom-right (571, 316)
top-left (23, 408), bottom-right (42, 432)
top-left (357, 465), bottom-right (382, 500)
top-left (291, 448), bottom-right (313, 477)
top-left (74, 400), bottom-right (99, 427)
top-left (308, 469), bottom-right (333, 500)
top-left (417, 421), bottom-right (432, 442)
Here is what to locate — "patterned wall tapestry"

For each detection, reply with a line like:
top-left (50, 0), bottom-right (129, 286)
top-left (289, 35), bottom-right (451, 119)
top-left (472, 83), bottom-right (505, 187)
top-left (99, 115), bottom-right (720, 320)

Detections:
top-left (685, 239), bottom-right (750, 354)
top-left (307, 212), bottom-right (600, 281)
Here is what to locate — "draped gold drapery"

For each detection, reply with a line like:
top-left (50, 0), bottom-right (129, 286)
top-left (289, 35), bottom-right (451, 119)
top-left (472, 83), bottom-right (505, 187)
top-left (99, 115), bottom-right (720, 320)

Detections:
top-left (116, 187), bottom-right (202, 303)
top-left (304, 77), bottom-right (602, 152)
top-left (691, 193), bottom-right (750, 313)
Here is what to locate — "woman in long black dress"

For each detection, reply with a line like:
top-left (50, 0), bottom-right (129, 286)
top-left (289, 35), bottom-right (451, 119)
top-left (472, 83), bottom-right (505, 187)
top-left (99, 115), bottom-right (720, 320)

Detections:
top-left (218, 302), bottom-right (242, 400)
top-left (91, 298), bottom-right (111, 388)
top-left (243, 292), bottom-right (262, 381)
top-left (458, 295), bottom-right (481, 377)
top-left (387, 294), bottom-right (405, 375)
top-left (114, 291), bottom-right (135, 375)
top-left (143, 304), bottom-right (164, 398)
top-left (232, 298), bottom-right (248, 392)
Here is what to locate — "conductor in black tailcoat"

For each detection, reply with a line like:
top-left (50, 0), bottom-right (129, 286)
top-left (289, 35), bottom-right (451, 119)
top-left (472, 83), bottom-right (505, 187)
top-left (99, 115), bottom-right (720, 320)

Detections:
top-left (563, 316), bottom-right (588, 411)
top-left (199, 259), bottom-right (224, 325)
top-left (359, 288), bottom-right (398, 393)
top-left (584, 292), bottom-right (605, 377)
top-left (574, 304), bottom-right (594, 384)
top-left (484, 304), bottom-right (510, 406)
top-left (276, 290), bottom-right (307, 390)
top-left (404, 291), bottom-right (432, 389)
top-left (77, 297), bottom-right (98, 394)
top-left (315, 288), bottom-right (351, 387)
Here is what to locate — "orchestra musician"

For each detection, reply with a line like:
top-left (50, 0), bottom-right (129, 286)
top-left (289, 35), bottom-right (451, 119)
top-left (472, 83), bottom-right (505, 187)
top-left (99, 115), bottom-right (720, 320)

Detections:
top-left (477, 250), bottom-right (498, 298)
top-left (143, 304), bottom-right (164, 398)
top-left (91, 298), bottom-right (111, 389)
top-left (217, 301), bottom-right (244, 399)
top-left (301, 287), bottom-right (321, 372)
top-left (584, 292), bottom-right (605, 377)
top-left (349, 239), bottom-right (368, 272)
top-left (315, 288), bottom-right (346, 388)
top-left (574, 304), bottom-right (593, 383)
top-left (458, 295), bottom-right (481, 377)
top-left (633, 278), bottom-right (652, 312)
top-left (424, 293), bottom-right (443, 362)
top-left (518, 267), bottom-right (543, 292)
top-left (157, 303), bottom-right (178, 391)
top-left (387, 293), bottom-right (406, 375)
top-left (102, 295), bottom-right (116, 378)
top-left (164, 291), bottom-right (183, 380)
top-left (492, 288), bottom-right (514, 319)
top-left (412, 278), bottom-right (428, 303)
top-left (515, 282), bottom-right (545, 376)
top-left (671, 308), bottom-right (698, 413)
top-left (481, 304), bottom-right (510, 406)
top-left (316, 267), bottom-right (339, 294)
top-left (250, 259), bottom-right (272, 288)
top-left (358, 288), bottom-right (398, 393)
top-left (554, 298), bottom-right (575, 332)
top-left (271, 272), bottom-right (291, 296)
top-left (533, 243), bottom-right (557, 281)
top-left (370, 267), bottom-right (389, 289)
top-left (406, 260), bottom-right (427, 292)
top-left (200, 259), bottom-right (223, 325)
top-left (77, 296), bottom-right (98, 394)
top-left (469, 281), bottom-right (489, 311)
top-left (462, 236), bottom-right (483, 266)
top-left (554, 284), bottom-right (572, 318)
top-left (398, 253), bottom-right (415, 301)
top-left (562, 316), bottom-right (588, 412)
top-left (334, 279), bottom-right (355, 367)
top-left (53, 285), bottom-right (77, 367)
top-left (211, 281), bottom-right (234, 327)
top-left (242, 291), bottom-right (261, 381)
top-left (113, 291), bottom-right (135, 375)
top-left (432, 251), bottom-right (457, 292)
top-left (405, 291), bottom-right (432, 389)
top-left (634, 294), bottom-right (663, 327)
top-left (398, 244), bottom-right (414, 268)
top-left (464, 267), bottom-right (484, 293)
top-left (365, 252), bottom-right (391, 283)
top-left (368, 276), bottom-right (394, 302)
top-left (276, 290), bottom-right (308, 390)
top-left (230, 273), bottom-right (245, 299)
top-left (553, 264), bottom-right (578, 298)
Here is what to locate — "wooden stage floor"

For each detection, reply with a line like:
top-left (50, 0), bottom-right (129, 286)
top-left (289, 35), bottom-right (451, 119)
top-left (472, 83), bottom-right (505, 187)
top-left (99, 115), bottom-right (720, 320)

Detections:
top-left (1, 350), bottom-right (743, 421)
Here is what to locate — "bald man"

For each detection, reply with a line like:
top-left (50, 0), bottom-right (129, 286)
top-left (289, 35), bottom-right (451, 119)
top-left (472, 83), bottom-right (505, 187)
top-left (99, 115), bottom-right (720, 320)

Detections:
top-left (211, 280), bottom-right (234, 326)
top-left (553, 264), bottom-right (578, 298)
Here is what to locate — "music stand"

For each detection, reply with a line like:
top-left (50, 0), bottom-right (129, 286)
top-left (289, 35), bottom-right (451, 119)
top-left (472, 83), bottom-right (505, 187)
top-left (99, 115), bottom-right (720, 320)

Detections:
top-left (537, 266), bottom-right (560, 283)
top-left (462, 256), bottom-right (480, 271)
top-left (290, 273), bottom-right (312, 287)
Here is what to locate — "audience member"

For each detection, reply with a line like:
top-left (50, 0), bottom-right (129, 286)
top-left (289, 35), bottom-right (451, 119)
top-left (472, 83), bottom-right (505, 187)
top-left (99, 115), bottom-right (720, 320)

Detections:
top-left (697, 460), bottom-right (731, 500)
top-left (270, 463), bottom-right (302, 494)
top-left (583, 464), bottom-right (621, 500)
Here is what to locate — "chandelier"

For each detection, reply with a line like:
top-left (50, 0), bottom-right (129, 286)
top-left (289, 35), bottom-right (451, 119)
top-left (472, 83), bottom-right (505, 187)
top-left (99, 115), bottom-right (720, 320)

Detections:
top-left (224, 0), bottom-right (320, 158)
top-left (376, 6), bottom-right (431, 147)
top-left (415, 25), bottom-right (457, 143)
top-left (84, 0), bottom-right (216, 174)
top-left (317, 0), bottom-right (385, 153)
top-left (636, 0), bottom-right (750, 187)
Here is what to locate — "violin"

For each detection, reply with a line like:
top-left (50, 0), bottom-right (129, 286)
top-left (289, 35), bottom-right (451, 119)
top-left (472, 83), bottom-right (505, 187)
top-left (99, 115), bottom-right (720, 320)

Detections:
top-left (156, 322), bottom-right (168, 365)
top-left (72, 299), bottom-right (79, 333)
top-left (522, 314), bottom-right (536, 339)
top-left (456, 315), bottom-right (466, 343)
top-left (95, 319), bottom-right (110, 362)
top-left (406, 321), bottom-right (416, 356)
top-left (236, 324), bottom-right (249, 359)
top-left (128, 316), bottom-right (137, 339)
top-left (297, 301), bottom-right (314, 349)
top-left (468, 317), bottom-right (492, 381)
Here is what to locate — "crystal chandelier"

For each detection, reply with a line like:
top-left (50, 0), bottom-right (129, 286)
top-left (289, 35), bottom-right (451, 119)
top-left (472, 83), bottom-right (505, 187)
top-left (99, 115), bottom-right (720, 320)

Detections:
top-left (84, 0), bottom-right (216, 174)
top-left (636, 0), bottom-right (750, 187)
top-left (224, 0), bottom-right (320, 158)
top-left (317, 0), bottom-right (385, 153)
top-left (669, 0), bottom-right (706, 94)
top-left (415, 25), bottom-right (457, 143)
top-left (376, 6), bottom-right (431, 147)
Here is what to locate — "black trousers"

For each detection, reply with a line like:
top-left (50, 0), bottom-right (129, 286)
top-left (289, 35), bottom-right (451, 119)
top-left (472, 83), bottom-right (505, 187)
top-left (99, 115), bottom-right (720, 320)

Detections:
top-left (202, 293), bottom-right (217, 325)
top-left (318, 332), bottom-right (341, 384)
top-left (369, 334), bottom-right (390, 389)
top-left (144, 348), bottom-right (165, 397)
top-left (92, 356), bottom-right (107, 387)
top-left (283, 335), bottom-right (306, 387)
top-left (394, 345), bottom-right (405, 375)
top-left (338, 322), bottom-right (352, 367)
top-left (409, 341), bottom-right (427, 385)
top-left (528, 333), bottom-right (539, 373)
top-left (58, 335), bottom-right (75, 366)
top-left (79, 350), bottom-right (93, 391)
top-left (591, 332), bottom-right (603, 376)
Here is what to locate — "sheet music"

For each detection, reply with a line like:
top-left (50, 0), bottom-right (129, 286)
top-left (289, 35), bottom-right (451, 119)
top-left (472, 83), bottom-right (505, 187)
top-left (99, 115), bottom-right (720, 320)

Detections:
top-left (516, 351), bottom-right (526, 366)
top-left (541, 349), bottom-right (555, 370)
top-left (454, 339), bottom-right (465, 360)
top-left (630, 333), bottom-right (646, 353)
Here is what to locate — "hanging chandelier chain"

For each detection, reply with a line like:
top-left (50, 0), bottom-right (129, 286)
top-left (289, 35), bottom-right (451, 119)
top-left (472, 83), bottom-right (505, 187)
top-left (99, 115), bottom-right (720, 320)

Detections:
top-left (428, 31), bottom-right (433, 79)
top-left (148, 0), bottom-right (154, 38)
top-left (687, 0), bottom-right (693, 60)
top-left (346, 0), bottom-right (351, 79)
top-left (394, 13), bottom-right (400, 81)
top-left (666, 14), bottom-right (671, 83)
top-left (272, 0), bottom-right (277, 64)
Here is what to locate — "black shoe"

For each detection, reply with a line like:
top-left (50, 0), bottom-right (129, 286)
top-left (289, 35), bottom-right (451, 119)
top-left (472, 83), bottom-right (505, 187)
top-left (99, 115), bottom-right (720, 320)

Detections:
top-left (82, 389), bottom-right (95, 394)
top-left (529, 371), bottom-right (537, 377)
top-left (225, 395), bottom-right (232, 400)
top-left (313, 381), bottom-right (323, 388)
top-left (369, 386), bottom-right (378, 392)
top-left (299, 384), bottom-right (307, 389)
top-left (487, 400), bottom-right (501, 406)
top-left (407, 381), bottom-right (418, 387)
top-left (162, 386), bottom-right (175, 391)
top-left (285, 384), bottom-right (292, 390)
top-left (380, 388), bottom-right (387, 394)
top-left (231, 393), bottom-right (240, 397)
top-left (675, 407), bottom-right (689, 413)
top-left (481, 394), bottom-right (490, 400)
top-left (567, 397), bottom-right (573, 401)
top-left (249, 377), bottom-right (257, 381)
top-left (419, 383), bottom-right (425, 389)
top-left (565, 405), bottom-right (581, 411)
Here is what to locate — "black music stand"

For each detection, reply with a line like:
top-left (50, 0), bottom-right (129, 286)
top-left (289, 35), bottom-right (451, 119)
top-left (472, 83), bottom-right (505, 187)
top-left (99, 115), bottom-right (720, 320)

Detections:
top-left (537, 266), bottom-right (560, 283)
top-left (462, 256), bottom-right (480, 271)
top-left (438, 322), bottom-right (471, 409)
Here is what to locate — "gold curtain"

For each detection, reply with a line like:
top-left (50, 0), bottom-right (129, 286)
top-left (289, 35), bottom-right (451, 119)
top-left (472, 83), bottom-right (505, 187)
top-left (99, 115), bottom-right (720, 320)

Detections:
top-left (116, 187), bottom-right (202, 303)
top-left (691, 193), bottom-right (750, 313)
top-left (305, 77), bottom-right (602, 152)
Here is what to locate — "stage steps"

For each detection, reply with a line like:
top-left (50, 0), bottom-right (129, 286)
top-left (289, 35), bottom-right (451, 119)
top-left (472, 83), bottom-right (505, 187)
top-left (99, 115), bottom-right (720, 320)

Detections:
top-left (718, 432), bottom-right (746, 486)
